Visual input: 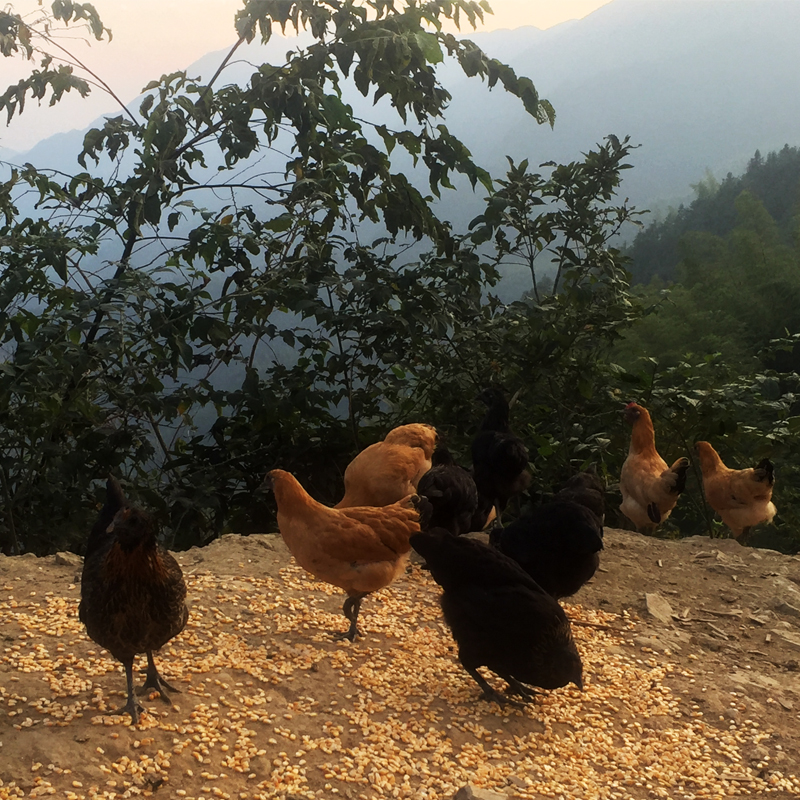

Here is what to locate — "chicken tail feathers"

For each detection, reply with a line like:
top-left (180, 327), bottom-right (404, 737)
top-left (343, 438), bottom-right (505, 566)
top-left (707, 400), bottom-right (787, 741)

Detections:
top-left (669, 457), bottom-right (691, 495)
top-left (754, 458), bottom-right (775, 486)
top-left (411, 494), bottom-right (434, 531)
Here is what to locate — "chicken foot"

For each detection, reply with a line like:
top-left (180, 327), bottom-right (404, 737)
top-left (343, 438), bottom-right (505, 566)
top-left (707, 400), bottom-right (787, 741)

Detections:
top-left (139, 650), bottom-right (179, 704)
top-left (500, 675), bottom-right (537, 701)
top-left (465, 666), bottom-right (526, 708)
top-left (335, 594), bottom-right (366, 641)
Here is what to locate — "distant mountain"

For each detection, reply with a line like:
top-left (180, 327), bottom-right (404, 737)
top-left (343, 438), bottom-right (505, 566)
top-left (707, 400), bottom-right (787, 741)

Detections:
top-left (6, 1), bottom-right (800, 252)
top-left (441, 0), bottom-right (800, 222)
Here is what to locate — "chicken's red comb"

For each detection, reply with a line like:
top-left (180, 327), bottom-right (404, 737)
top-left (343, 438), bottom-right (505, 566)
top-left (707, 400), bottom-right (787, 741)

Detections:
top-left (625, 401), bottom-right (639, 408)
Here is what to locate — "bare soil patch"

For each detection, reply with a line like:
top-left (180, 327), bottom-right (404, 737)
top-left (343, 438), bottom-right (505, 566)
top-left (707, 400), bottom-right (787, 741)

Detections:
top-left (1, 529), bottom-right (799, 799)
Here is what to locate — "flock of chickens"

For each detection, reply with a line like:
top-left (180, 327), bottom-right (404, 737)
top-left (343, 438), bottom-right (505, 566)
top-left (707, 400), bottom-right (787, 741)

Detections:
top-left (77, 392), bottom-right (778, 722)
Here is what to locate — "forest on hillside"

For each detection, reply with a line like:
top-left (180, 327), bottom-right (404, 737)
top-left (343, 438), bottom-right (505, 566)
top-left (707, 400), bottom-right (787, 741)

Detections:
top-left (1, 0), bottom-right (798, 557)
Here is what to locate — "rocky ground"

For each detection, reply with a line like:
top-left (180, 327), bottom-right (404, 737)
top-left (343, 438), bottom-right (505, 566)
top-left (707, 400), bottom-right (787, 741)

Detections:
top-left (1, 528), bottom-right (799, 800)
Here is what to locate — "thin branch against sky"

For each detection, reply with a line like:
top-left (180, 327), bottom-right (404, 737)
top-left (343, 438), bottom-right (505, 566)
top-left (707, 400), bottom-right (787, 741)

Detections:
top-left (0, 0), bottom-right (612, 153)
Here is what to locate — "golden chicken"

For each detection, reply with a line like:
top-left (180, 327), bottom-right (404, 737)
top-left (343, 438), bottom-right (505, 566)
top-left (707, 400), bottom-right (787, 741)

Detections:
top-left (619, 402), bottom-right (690, 530)
top-left (695, 441), bottom-right (776, 540)
top-left (335, 423), bottom-right (437, 508)
top-left (267, 469), bottom-right (430, 640)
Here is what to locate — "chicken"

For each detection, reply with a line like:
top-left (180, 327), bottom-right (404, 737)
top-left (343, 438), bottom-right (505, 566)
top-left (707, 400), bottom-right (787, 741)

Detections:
top-left (268, 469), bottom-right (430, 640)
top-left (336, 423), bottom-right (437, 508)
top-left (489, 496), bottom-right (604, 600)
top-left (471, 387), bottom-right (531, 521)
top-left (619, 402), bottom-right (690, 530)
top-left (694, 441), bottom-right (776, 540)
top-left (79, 477), bottom-right (188, 724)
top-left (555, 467), bottom-right (606, 527)
top-left (416, 446), bottom-right (479, 536)
top-left (410, 528), bottom-right (583, 706)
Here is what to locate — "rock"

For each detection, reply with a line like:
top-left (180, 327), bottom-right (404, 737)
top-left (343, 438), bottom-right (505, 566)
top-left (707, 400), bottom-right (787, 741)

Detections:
top-left (54, 552), bottom-right (82, 567)
top-left (452, 786), bottom-right (509, 800)
top-left (634, 636), bottom-right (672, 653)
top-left (769, 577), bottom-right (800, 605)
top-left (748, 745), bottom-right (770, 763)
top-left (772, 630), bottom-right (800, 652)
top-left (691, 634), bottom-right (722, 652)
top-left (645, 592), bottom-right (674, 624)
top-left (773, 601), bottom-right (800, 619)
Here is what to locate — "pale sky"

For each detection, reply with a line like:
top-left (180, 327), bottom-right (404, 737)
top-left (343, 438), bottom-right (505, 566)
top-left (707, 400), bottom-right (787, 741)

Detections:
top-left (0, 0), bottom-right (611, 153)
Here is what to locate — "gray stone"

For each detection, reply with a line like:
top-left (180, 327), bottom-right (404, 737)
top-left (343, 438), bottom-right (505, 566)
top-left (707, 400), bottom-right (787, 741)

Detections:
top-left (645, 592), bottom-right (674, 624)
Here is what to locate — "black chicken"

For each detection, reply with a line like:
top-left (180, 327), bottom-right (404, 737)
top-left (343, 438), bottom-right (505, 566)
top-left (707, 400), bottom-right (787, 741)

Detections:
top-left (411, 528), bottom-right (583, 706)
top-left (490, 496), bottom-right (604, 600)
top-left (416, 446), bottom-right (479, 536)
top-left (555, 468), bottom-right (606, 526)
top-left (79, 477), bottom-right (188, 723)
top-left (471, 387), bottom-right (531, 522)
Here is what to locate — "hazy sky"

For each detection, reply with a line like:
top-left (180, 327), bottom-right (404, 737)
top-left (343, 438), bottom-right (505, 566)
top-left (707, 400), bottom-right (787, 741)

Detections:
top-left (0, 0), bottom-right (611, 153)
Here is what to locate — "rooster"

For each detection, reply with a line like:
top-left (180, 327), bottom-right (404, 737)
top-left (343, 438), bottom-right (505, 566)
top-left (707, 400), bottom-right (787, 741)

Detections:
top-left (619, 402), bottom-right (689, 531)
top-left (336, 423), bottom-right (437, 508)
top-left (694, 441), bottom-right (776, 541)
top-left (79, 477), bottom-right (188, 724)
top-left (268, 469), bottom-right (430, 640)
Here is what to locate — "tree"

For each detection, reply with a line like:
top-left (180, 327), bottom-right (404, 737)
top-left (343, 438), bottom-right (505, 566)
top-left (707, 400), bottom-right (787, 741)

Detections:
top-left (0, 0), bottom-right (558, 554)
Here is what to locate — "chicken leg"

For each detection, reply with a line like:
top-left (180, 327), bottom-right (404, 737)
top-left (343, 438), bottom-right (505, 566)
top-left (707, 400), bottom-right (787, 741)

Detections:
top-left (335, 593), bottom-right (366, 641)
top-left (464, 665), bottom-right (525, 708)
top-left (121, 657), bottom-right (145, 724)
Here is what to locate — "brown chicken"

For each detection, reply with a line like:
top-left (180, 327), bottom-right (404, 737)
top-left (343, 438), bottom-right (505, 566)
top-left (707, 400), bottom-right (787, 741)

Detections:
top-left (79, 477), bottom-right (188, 723)
top-left (695, 441), bottom-right (776, 540)
top-left (268, 469), bottom-right (430, 640)
top-left (619, 402), bottom-right (690, 530)
top-left (335, 423), bottom-right (437, 508)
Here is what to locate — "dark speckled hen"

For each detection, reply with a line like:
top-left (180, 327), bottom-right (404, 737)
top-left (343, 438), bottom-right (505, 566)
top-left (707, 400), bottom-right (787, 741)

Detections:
top-left (79, 477), bottom-right (188, 723)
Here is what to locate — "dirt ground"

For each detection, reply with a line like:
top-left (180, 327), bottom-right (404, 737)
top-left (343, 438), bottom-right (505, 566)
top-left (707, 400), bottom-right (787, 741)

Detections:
top-left (1, 527), bottom-right (800, 800)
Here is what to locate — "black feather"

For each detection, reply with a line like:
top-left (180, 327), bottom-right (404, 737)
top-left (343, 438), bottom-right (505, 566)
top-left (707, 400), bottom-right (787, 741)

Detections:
top-left (555, 469), bottom-right (606, 524)
top-left (670, 457), bottom-right (691, 495)
top-left (491, 499), bottom-right (604, 599)
top-left (471, 388), bottom-right (531, 516)
top-left (411, 529), bottom-right (583, 702)
top-left (754, 458), bottom-right (775, 486)
top-left (416, 446), bottom-right (479, 536)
